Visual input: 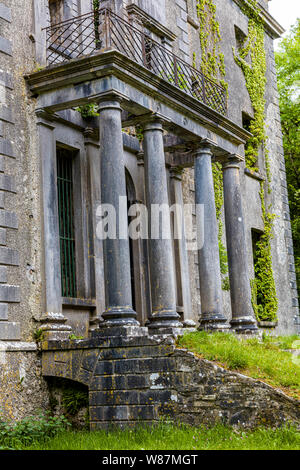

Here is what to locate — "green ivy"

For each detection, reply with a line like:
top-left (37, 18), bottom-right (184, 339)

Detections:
top-left (251, 182), bottom-right (278, 322)
top-left (195, 1), bottom-right (229, 290)
top-left (232, 0), bottom-right (278, 322)
top-left (75, 103), bottom-right (99, 118)
top-left (196, 0), bottom-right (227, 92)
top-left (212, 162), bottom-right (230, 290)
top-left (232, 0), bottom-right (270, 181)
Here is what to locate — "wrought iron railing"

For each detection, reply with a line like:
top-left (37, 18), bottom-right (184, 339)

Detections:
top-left (45, 8), bottom-right (227, 115)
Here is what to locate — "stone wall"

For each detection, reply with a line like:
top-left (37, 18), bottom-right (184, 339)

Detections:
top-left (42, 333), bottom-right (300, 430)
top-left (0, 343), bottom-right (49, 421)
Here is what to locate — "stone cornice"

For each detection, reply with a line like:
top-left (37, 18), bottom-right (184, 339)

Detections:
top-left (232, 0), bottom-right (285, 38)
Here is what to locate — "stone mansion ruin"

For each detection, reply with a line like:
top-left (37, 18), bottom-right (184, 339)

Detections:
top-left (0, 0), bottom-right (299, 428)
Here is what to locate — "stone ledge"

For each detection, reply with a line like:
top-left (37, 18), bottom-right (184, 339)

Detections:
top-left (0, 341), bottom-right (37, 351)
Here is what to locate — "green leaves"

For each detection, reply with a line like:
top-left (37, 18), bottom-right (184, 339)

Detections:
top-left (0, 412), bottom-right (70, 450)
top-left (233, 13), bottom-right (267, 173)
top-left (251, 183), bottom-right (278, 322)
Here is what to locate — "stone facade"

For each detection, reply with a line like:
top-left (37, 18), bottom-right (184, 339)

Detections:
top-left (0, 0), bottom-right (298, 425)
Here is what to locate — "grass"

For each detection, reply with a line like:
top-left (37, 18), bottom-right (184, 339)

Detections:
top-left (17, 422), bottom-right (300, 450)
top-left (177, 331), bottom-right (300, 398)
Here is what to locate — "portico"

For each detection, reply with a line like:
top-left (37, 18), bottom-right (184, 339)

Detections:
top-left (26, 8), bottom-right (258, 335)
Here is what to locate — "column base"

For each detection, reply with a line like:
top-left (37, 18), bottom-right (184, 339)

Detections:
top-left (199, 313), bottom-right (230, 332)
top-left (39, 313), bottom-right (72, 341)
top-left (92, 325), bottom-right (148, 338)
top-left (147, 309), bottom-right (183, 333)
top-left (101, 307), bottom-right (140, 328)
top-left (231, 316), bottom-right (258, 335)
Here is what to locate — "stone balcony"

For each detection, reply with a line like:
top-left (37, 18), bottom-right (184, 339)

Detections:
top-left (26, 7), bottom-right (250, 161)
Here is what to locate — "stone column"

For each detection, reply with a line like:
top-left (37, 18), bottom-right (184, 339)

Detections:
top-left (194, 141), bottom-right (229, 330)
top-left (143, 119), bottom-right (182, 331)
top-left (169, 168), bottom-right (194, 325)
top-left (84, 128), bottom-right (105, 331)
top-left (222, 157), bottom-right (258, 333)
top-left (98, 95), bottom-right (139, 327)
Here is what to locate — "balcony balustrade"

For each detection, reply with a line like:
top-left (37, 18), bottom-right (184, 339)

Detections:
top-left (45, 8), bottom-right (227, 115)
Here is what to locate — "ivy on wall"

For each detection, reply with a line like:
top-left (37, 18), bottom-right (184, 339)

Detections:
top-left (195, 1), bottom-right (229, 290)
top-left (232, 0), bottom-right (270, 180)
top-left (196, 0), bottom-right (227, 92)
top-left (251, 183), bottom-right (278, 322)
top-left (195, 0), bottom-right (278, 317)
top-left (212, 162), bottom-right (230, 291)
top-left (232, 0), bottom-right (277, 322)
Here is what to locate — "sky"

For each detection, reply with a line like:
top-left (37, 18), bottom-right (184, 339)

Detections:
top-left (268, 0), bottom-right (299, 47)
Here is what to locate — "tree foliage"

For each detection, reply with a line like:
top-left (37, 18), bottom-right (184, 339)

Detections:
top-left (275, 20), bottom-right (300, 295)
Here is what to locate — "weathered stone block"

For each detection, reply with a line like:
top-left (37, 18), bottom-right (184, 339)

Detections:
top-left (0, 211), bottom-right (18, 230)
top-left (139, 357), bottom-right (177, 373)
top-left (94, 360), bottom-right (114, 376)
top-left (127, 374), bottom-right (150, 389)
top-left (80, 350), bottom-right (99, 372)
top-left (0, 4), bottom-right (11, 22)
top-left (128, 405), bottom-right (156, 421)
top-left (90, 374), bottom-right (126, 391)
top-left (0, 174), bottom-right (15, 193)
top-left (90, 390), bottom-right (139, 406)
top-left (0, 266), bottom-right (7, 283)
top-left (0, 322), bottom-right (20, 340)
top-left (139, 389), bottom-right (172, 405)
top-left (0, 285), bottom-right (20, 302)
top-left (0, 71), bottom-right (13, 89)
top-left (0, 302), bottom-right (8, 320)
top-left (114, 359), bottom-right (140, 374)
top-left (0, 37), bottom-right (12, 56)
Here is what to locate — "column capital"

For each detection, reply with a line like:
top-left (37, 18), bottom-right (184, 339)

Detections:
top-left (194, 138), bottom-right (217, 156)
top-left (138, 112), bottom-right (171, 132)
top-left (169, 166), bottom-right (184, 180)
top-left (35, 109), bottom-right (56, 129)
top-left (222, 154), bottom-right (244, 170)
top-left (95, 91), bottom-right (130, 111)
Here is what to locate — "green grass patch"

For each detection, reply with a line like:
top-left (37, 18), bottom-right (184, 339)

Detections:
top-left (17, 422), bottom-right (300, 450)
top-left (177, 331), bottom-right (300, 398)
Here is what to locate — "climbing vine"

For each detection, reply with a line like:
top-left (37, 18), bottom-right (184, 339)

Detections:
top-left (232, 0), bottom-right (277, 321)
top-left (196, 0), bottom-right (227, 92)
top-left (212, 162), bottom-right (230, 290)
top-left (251, 182), bottom-right (278, 322)
top-left (195, 1), bottom-right (229, 289)
top-left (232, 0), bottom-right (270, 180)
